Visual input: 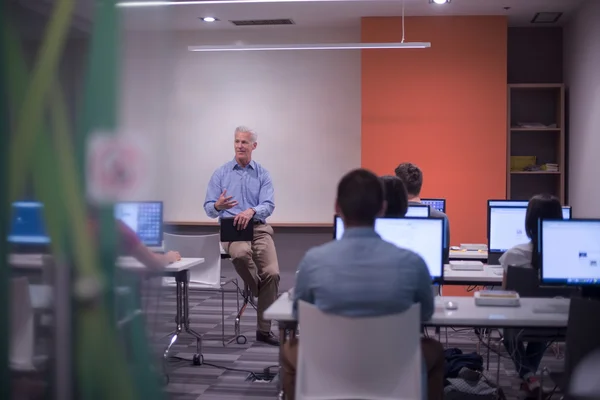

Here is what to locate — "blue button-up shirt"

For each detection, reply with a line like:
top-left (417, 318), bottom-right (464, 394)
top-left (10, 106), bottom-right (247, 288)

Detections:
top-left (293, 227), bottom-right (434, 320)
top-left (204, 159), bottom-right (275, 223)
top-left (293, 227), bottom-right (433, 400)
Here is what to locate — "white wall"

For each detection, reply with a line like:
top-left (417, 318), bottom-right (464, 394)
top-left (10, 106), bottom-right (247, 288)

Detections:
top-left (564, 0), bottom-right (600, 217)
top-left (119, 28), bottom-right (361, 223)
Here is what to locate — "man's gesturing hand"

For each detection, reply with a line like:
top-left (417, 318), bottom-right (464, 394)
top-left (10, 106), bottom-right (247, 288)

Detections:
top-left (234, 209), bottom-right (256, 230)
top-left (214, 189), bottom-right (238, 211)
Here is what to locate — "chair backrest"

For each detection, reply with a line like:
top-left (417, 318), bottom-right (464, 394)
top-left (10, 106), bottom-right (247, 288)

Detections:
top-left (506, 266), bottom-right (577, 298)
top-left (10, 277), bottom-right (35, 370)
top-left (164, 233), bottom-right (221, 287)
top-left (569, 349), bottom-right (600, 399)
top-left (564, 298), bottom-right (600, 391)
top-left (296, 301), bottom-right (422, 400)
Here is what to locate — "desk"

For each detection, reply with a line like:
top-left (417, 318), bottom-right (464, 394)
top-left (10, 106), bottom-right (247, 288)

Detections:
top-left (9, 254), bottom-right (206, 376)
top-left (265, 293), bottom-right (569, 329)
top-left (443, 264), bottom-right (503, 286)
top-left (449, 249), bottom-right (488, 261)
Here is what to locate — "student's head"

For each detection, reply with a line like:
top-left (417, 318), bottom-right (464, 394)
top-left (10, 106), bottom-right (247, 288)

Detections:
top-left (380, 175), bottom-right (409, 217)
top-left (335, 169), bottom-right (386, 227)
top-left (394, 162), bottom-right (423, 199)
top-left (525, 194), bottom-right (563, 269)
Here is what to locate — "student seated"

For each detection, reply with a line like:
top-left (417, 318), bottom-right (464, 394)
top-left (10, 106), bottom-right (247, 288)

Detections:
top-left (395, 162), bottom-right (450, 263)
top-left (380, 175), bottom-right (409, 217)
top-left (281, 169), bottom-right (445, 400)
top-left (89, 207), bottom-right (180, 269)
top-left (499, 194), bottom-right (563, 399)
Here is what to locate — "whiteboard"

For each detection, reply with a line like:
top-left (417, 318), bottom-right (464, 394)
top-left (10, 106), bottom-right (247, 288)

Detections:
top-left (119, 29), bottom-right (361, 224)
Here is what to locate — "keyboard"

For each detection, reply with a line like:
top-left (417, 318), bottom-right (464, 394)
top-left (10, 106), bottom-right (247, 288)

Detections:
top-left (533, 303), bottom-right (570, 314)
top-left (449, 261), bottom-right (484, 271)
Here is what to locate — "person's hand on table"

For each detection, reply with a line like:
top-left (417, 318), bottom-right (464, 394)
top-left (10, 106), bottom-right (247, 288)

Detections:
top-left (165, 251), bottom-right (181, 264)
top-left (234, 208), bottom-right (255, 230)
top-left (214, 189), bottom-right (238, 211)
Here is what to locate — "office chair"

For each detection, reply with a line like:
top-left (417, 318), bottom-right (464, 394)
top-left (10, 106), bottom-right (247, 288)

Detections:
top-left (295, 301), bottom-right (422, 400)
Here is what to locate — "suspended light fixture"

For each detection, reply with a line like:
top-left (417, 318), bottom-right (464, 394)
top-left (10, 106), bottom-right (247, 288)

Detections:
top-left (186, 0), bottom-right (430, 52)
top-left (188, 42), bottom-right (430, 52)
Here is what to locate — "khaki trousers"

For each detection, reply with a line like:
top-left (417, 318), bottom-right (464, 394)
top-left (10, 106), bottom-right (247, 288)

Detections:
top-left (281, 336), bottom-right (445, 400)
top-left (222, 223), bottom-right (280, 333)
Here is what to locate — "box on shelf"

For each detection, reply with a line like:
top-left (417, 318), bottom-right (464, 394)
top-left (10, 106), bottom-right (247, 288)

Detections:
top-left (510, 156), bottom-right (536, 171)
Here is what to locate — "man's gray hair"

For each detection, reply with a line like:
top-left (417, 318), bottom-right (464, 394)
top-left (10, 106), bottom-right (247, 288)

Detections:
top-left (234, 126), bottom-right (258, 143)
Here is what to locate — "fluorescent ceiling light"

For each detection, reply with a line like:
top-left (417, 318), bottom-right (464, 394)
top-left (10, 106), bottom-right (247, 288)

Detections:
top-left (188, 42), bottom-right (431, 51)
top-left (118, 0), bottom-right (379, 7)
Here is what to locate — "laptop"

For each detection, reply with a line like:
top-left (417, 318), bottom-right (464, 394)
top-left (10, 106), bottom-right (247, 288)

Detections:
top-left (220, 218), bottom-right (254, 242)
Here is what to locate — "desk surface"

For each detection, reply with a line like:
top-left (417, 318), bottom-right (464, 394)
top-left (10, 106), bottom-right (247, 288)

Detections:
top-left (265, 293), bottom-right (569, 328)
top-left (117, 257), bottom-right (204, 271)
top-left (443, 264), bottom-right (503, 285)
top-left (9, 254), bottom-right (204, 272)
top-left (449, 250), bottom-right (488, 260)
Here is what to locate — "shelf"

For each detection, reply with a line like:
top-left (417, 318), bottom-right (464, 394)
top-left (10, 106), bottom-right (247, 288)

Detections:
top-left (510, 171), bottom-right (561, 175)
top-left (510, 128), bottom-right (561, 132)
top-left (509, 83), bottom-right (563, 89)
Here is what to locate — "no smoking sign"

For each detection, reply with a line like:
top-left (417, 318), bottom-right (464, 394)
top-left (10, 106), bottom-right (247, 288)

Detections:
top-left (86, 132), bottom-right (149, 204)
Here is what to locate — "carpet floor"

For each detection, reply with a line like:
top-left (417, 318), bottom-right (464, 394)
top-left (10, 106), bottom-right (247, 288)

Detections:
top-left (140, 269), bottom-right (565, 400)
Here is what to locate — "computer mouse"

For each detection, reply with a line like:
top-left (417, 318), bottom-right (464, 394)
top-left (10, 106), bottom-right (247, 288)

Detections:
top-left (445, 301), bottom-right (458, 310)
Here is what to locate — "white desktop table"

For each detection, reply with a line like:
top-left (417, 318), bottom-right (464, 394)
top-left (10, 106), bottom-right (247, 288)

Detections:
top-left (9, 254), bottom-right (206, 379)
top-left (265, 292), bottom-right (569, 329)
top-left (449, 249), bottom-right (488, 261)
top-left (443, 264), bottom-right (503, 286)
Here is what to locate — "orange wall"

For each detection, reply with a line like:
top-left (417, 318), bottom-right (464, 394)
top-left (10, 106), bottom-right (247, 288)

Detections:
top-left (361, 16), bottom-right (508, 246)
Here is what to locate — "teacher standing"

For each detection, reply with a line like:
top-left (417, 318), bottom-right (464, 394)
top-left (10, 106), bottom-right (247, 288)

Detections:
top-left (204, 126), bottom-right (280, 346)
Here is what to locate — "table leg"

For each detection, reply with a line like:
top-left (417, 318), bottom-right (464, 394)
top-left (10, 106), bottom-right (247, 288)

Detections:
top-left (181, 279), bottom-right (204, 365)
top-left (164, 280), bottom-right (185, 378)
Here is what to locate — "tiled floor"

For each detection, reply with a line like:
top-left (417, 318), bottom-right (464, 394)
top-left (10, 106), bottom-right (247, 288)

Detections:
top-left (142, 267), bottom-right (564, 400)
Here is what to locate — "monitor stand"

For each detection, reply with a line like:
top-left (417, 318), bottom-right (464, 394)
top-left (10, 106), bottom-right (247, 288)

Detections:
top-left (581, 286), bottom-right (600, 302)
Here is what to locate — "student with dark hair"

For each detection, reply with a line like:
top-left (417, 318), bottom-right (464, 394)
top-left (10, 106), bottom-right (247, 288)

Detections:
top-left (499, 193), bottom-right (563, 399)
top-left (394, 163), bottom-right (450, 262)
top-left (281, 169), bottom-right (445, 400)
top-left (380, 175), bottom-right (409, 217)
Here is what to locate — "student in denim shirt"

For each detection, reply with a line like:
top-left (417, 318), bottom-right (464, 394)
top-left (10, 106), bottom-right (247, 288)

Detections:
top-left (281, 169), bottom-right (444, 400)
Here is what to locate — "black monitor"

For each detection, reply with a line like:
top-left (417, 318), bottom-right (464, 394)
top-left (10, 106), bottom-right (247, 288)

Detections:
top-left (8, 201), bottom-right (51, 252)
top-left (486, 201), bottom-right (571, 265)
top-left (114, 201), bottom-right (164, 247)
top-left (488, 199), bottom-right (529, 208)
top-left (333, 215), bottom-right (444, 283)
top-left (539, 219), bottom-right (600, 298)
top-left (421, 198), bottom-right (446, 213)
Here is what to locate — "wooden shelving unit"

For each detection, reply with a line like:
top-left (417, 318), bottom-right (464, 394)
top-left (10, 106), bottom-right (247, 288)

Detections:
top-left (507, 83), bottom-right (565, 203)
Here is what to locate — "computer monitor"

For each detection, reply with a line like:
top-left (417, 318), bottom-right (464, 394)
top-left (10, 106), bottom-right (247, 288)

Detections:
top-left (406, 205), bottom-right (430, 218)
top-left (8, 201), bottom-right (50, 245)
top-left (488, 205), bottom-right (572, 254)
top-left (540, 219), bottom-right (600, 288)
top-left (488, 199), bottom-right (529, 208)
top-left (333, 216), bottom-right (444, 282)
top-left (114, 201), bottom-right (164, 247)
top-left (421, 198), bottom-right (446, 213)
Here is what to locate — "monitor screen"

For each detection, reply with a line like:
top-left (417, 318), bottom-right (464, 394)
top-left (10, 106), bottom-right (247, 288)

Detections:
top-left (488, 200), bottom-right (529, 208)
top-left (333, 216), bottom-right (444, 281)
top-left (540, 219), bottom-right (600, 285)
top-left (406, 205), bottom-right (430, 218)
top-left (114, 201), bottom-right (164, 246)
top-left (488, 205), bottom-right (571, 253)
top-left (8, 201), bottom-right (50, 244)
top-left (421, 199), bottom-right (446, 213)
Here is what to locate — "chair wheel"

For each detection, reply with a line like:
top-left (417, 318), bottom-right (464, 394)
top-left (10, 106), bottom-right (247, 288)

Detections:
top-left (192, 354), bottom-right (203, 366)
top-left (236, 335), bottom-right (247, 345)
